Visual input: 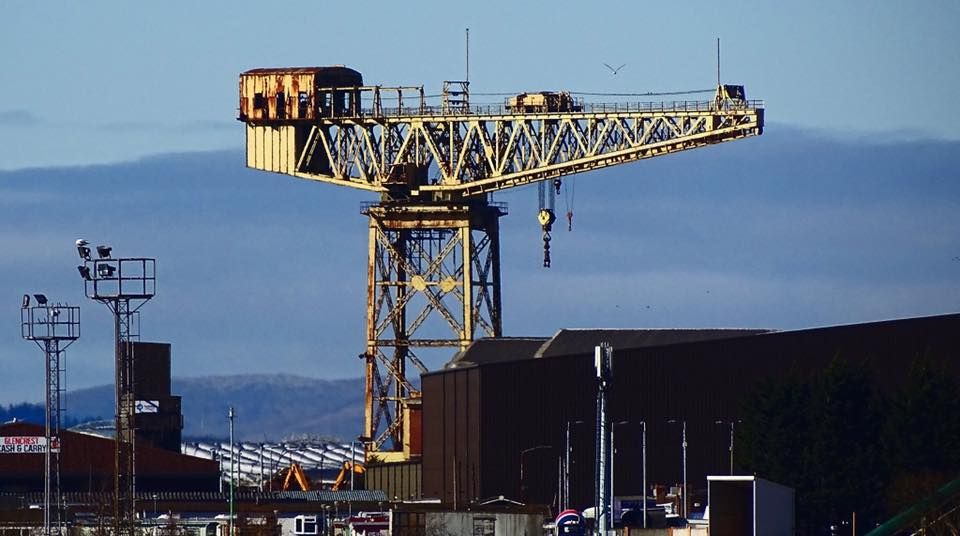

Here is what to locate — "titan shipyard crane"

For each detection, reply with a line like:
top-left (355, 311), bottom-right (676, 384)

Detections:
top-left (237, 67), bottom-right (763, 461)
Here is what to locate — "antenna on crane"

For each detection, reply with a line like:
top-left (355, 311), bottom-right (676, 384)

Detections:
top-left (716, 37), bottom-right (721, 86)
top-left (466, 28), bottom-right (470, 84)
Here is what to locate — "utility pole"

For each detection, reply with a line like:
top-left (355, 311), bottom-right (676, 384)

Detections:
top-left (21, 294), bottom-right (79, 536)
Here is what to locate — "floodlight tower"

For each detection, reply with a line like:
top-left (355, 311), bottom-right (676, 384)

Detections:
top-left (76, 240), bottom-right (155, 535)
top-left (20, 294), bottom-right (79, 536)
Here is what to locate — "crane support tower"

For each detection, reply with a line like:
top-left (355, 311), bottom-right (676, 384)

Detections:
top-left (238, 66), bottom-right (763, 461)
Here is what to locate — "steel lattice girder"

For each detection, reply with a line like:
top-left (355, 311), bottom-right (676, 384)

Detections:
top-left (363, 203), bottom-right (503, 450)
top-left (246, 106), bottom-right (762, 200)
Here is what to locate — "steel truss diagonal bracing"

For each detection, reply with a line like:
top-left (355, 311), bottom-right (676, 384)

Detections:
top-left (245, 101), bottom-right (763, 201)
top-left (362, 203), bottom-right (503, 451)
top-left (240, 73), bottom-right (764, 459)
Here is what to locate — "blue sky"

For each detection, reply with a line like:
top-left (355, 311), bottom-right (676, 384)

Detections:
top-left (1, 1), bottom-right (959, 404)
top-left (2, 1), bottom-right (959, 169)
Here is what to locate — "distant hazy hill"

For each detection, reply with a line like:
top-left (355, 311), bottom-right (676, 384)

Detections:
top-left (64, 374), bottom-right (363, 442)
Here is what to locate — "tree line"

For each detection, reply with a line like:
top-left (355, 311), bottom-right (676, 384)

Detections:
top-left (737, 355), bottom-right (960, 534)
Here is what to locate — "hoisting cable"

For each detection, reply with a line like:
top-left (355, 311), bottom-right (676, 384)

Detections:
top-left (564, 176), bottom-right (576, 232)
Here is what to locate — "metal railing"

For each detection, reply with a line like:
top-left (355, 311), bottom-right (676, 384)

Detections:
top-left (351, 99), bottom-right (763, 119)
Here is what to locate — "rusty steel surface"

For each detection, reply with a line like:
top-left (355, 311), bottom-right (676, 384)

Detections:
top-left (238, 66), bottom-right (764, 461)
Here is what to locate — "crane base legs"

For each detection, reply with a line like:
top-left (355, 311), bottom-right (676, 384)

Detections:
top-left (362, 201), bottom-right (504, 456)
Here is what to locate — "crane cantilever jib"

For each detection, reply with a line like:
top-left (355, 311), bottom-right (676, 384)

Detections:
top-left (238, 67), bottom-right (763, 459)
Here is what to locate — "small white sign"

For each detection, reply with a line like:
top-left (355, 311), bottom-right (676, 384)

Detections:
top-left (135, 400), bottom-right (159, 414)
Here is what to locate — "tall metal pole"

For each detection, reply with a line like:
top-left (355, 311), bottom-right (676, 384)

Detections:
top-left (22, 297), bottom-right (79, 536)
top-left (259, 444), bottom-right (264, 492)
top-left (564, 420), bottom-right (582, 510)
top-left (78, 245), bottom-right (155, 536)
top-left (641, 421), bottom-right (647, 529)
top-left (682, 421), bottom-right (688, 519)
top-left (594, 343), bottom-right (612, 535)
top-left (716, 419), bottom-right (738, 475)
top-left (351, 441), bottom-right (356, 491)
top-left (729, 421), bottom-right (735, 475)
top-left (609, 420), bottom-right (628, 526)
top-left (44, 340), bottom-right (56, 535)
top-left (229, 406), bottom-right (235, 536)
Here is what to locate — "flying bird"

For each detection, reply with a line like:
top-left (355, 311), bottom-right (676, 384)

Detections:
top-left (603, 63), bottom-right (627, 75)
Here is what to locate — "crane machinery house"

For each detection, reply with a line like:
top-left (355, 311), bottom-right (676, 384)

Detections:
top-left (239, 66), bottom-right (363, 122)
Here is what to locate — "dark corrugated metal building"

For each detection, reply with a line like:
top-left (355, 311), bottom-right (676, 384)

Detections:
top-left (421, 314), bottom-right (960, 509)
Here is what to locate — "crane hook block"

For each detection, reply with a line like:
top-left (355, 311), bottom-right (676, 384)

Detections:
top-left (538, 209), bottom-right (556, 229)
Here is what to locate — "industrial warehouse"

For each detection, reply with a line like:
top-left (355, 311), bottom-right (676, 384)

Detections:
top-left (4, 60), bottom-right (959, 536)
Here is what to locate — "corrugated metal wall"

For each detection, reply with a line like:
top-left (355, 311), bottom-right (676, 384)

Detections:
top-left (366, 461), bottom-right (422, 501)
top-left (421, 314), bottom-right (960, 509)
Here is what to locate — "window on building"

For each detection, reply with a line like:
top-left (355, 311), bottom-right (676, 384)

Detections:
top-left (276, 92), bottom-right (286, 119)
top-left (253, 92), bottom-right (266, 110)
top-left (472, 517), bottom-right (495, 536)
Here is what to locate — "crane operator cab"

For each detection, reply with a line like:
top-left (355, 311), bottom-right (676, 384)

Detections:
top-left (239, 66), bottom-right (364, 122)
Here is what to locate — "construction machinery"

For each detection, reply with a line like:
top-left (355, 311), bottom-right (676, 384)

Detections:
top-left (237, 65), bottom-right (763, 462)
top-left (332, 461), bottom-right (366, 491)
top-left (280, 462), bottom-right (313, 492)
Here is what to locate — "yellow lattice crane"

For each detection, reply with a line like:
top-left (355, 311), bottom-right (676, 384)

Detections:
top-left (237, 66), bottom-right (763, 461)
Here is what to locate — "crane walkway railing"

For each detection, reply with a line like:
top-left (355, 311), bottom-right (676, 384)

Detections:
top-left (322, 100), bottom-right (765, 121)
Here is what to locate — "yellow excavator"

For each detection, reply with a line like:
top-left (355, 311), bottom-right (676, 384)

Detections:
top-left (280, 462), bottom-right (312, 491)
top-left (331, 460), bottom-right (365, 491)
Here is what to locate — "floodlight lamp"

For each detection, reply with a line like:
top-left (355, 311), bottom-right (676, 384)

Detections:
top-left (33, 294), bottom-right (48, 305)
top-left (97, 264), bottom-right (116, 278)
top-left (21, 294), bottom-right (30, 308)
top-left (77, 245), bottom-right (91, 260)
top-left (96, 245), bottom-right (112, 259)
top-left (77, 266), bottom-right (92, 281)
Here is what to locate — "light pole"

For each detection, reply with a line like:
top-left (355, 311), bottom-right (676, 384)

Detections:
top-left (20, 294), bottom-right (79, 536)
top-left (640, 421), bottom-right (647, 529)
top-left (520, 445), bottom-right (552, 501)
top-left (228, 406), bottom-right (235, 536)
top-left (715, 420), bottom-right (741, 475)
top-left (564, 420), bottom-right (584, 510)
top-left (610, 420), bottom-right (629, 526)
top-left (351, 441), bottom-right (358, 491)
top-left (76, 240), bottom-right (156, 536)
top-left (668, 419), bottom-right (687, 519)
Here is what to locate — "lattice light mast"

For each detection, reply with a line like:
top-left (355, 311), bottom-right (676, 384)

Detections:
top-left (76, 240), bottom-right (155, 535)
top-left (238, 67), bottom-right (763, 460)
top-left (20, 294), bottom-right (79, 536)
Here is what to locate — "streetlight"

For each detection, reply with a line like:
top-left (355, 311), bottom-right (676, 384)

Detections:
top-left (610, 420), bottom-right (629, 526)
top-left (715, 420), bottom-right (741, 475)
top-left (668, 419), bottom-right (687, 519)
top-left (640, 421), bottom-right (647, 529)
top-left (228, 407), bottom-right (235, 536)
top-left (564, 420), bottom-right (584, 510)
top-left (520, 445), bottom-right (552, 501)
